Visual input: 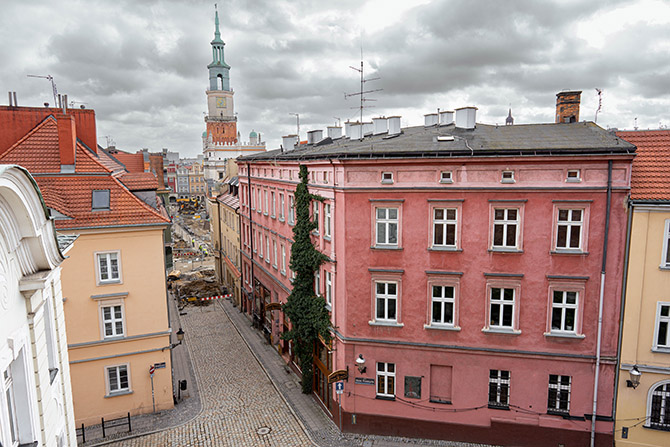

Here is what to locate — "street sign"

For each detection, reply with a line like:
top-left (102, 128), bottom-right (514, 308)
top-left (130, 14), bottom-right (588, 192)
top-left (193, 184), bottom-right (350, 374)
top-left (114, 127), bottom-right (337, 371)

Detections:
top-left (354, 377), bottom-right (375, 385)
top-left (336, 381), bottom-right (344, 394)
top-left (328, 369), bottom-right (348, 384)
top-left (149, 365), bottom-right (155, 376)
top-left (154, 362), bottom-right (166, 369)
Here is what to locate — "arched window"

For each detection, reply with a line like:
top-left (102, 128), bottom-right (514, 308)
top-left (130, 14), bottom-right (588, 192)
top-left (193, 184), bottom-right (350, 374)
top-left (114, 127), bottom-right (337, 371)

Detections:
top-left (217, 74), bottom-right (224, 90)
top-left (648, 380), bottom-right (670, 430)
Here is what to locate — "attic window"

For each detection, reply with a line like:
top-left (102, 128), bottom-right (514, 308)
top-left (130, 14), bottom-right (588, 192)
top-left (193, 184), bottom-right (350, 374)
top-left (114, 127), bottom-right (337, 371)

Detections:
top-left (92, 190), bottom-right (110, 211)
top-left (381, 172), bottom-right (394, 184)
top-left (501, 171), bottom-right (515, 183)
top-left (566, 170), bottom-right (581, 182)
top-left (440, 171), bottom-right (453, 184)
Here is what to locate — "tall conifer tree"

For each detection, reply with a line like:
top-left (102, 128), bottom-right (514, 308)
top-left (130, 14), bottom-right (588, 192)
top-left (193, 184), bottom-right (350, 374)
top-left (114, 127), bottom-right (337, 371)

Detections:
top-left (282, 165), bottom-right (331, 394)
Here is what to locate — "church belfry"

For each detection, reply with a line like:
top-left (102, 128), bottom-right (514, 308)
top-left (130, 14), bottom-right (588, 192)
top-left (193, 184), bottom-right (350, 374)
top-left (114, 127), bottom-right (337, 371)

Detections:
top-left (208, 7), bottom-right (230, 91)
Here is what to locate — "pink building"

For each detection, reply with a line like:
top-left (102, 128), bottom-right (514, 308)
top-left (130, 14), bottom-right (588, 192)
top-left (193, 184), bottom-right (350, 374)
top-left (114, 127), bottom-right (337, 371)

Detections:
top-left (238, 97), bottom-right (635, 446)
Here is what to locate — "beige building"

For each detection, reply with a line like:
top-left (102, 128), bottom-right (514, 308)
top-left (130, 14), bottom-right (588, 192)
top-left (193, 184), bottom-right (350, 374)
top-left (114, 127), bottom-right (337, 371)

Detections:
top-left (188, 162), bottom-right (206, 200)
top-left (615, 130), bottom-right (670, 446)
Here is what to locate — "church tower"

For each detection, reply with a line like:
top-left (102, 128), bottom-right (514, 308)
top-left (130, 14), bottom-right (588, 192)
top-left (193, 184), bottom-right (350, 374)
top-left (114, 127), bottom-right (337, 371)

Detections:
top-left (205, 7), bottom-right (237, 145)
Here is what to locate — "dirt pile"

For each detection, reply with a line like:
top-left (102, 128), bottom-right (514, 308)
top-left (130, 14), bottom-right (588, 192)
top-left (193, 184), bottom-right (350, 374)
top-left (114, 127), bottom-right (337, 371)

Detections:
top-left (169, 268), bottom-right (223, 299)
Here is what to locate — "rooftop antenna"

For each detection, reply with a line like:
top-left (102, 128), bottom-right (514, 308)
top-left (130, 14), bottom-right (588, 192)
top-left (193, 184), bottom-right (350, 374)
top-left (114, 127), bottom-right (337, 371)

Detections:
top-left (594, 88), bottom-right (603, 123)
top-left (634, 117), bottom-right (638, 131)
top-left (289, 113), bottom-right (300, 140)
top-left (27, 74), bottom-right (57, 106)
top-left (333, 117), bottom-right (341, 127)
top-left (344, 36), bottom-right (382, 124)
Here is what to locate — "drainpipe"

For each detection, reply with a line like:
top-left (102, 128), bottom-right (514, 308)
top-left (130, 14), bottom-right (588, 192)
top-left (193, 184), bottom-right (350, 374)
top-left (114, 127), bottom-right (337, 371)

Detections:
top-left (590, 159), bottom-right (612, 447)
top-left (611, 196), bottom-right (633, 437)
top-left (246, 162), bottom-right (256, 317)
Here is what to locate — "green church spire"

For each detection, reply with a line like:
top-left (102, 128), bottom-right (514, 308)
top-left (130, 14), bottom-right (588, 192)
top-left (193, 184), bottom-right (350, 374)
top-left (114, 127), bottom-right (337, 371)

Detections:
top-left (208, 4), bottom-right (230, 90)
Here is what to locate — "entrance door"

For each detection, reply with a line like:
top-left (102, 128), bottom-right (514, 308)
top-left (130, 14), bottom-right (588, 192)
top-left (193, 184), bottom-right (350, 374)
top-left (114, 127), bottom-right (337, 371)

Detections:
top-left (313, 340), bottom-right (332, 412)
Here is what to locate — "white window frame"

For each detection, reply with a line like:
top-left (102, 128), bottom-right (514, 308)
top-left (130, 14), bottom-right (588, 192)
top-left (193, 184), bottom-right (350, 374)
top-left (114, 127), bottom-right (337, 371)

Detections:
top-left (325, 271), bottom-right (332, 306)
top-left (555, 209), bottom-right (584, 250)
top-left (501, 170), bottom-right (515, 183)
top-left (440, 171), bottom-right (453, 184)
top-left (662, 220), bottom-right (670, 269)
top-left (96, 251), bottom-right (122, 285)
top-left (489, 287), bottom-right (515, 329)
top-left (324, 203), bottom-right (331, 239)
top-left (105, 364), bottom-right (131, 396)
top-left (264, 190), bottom-right (269, 215)
top-left (653, 302), bottom-right (670, 351)
top-left (489, 370), bottom-right (510, 408)
top-left (315, 270), bottom-right (321, 295)
top-left (381, 172), bottom-right (394, 184)
top-left (257, 189), bottom-right (262, 214)
top-left (376, 362), bottom-right (396, 398)
top-left (259, 233), bottom-right (263, 258)
top-left (288, 195), bottom-right (295, 225)
top-left (547, 374), bottom-right (571, 414)
top-left (491, 207), bottom-right (519, 250)
top-left (266, 237), bottom-right (271, 264)
top-left (100, 303), bottom-right (125, 339)
top-left (431, 206), bottom-right (459, 250)
top-left (2, 367), bottom-right (20, 446)
top-left (272, 240), bottom-right (278, 269)
top-left (646, 380), bottom-right (670, 430)
top-left (279, 193), bottom-right (285, 221)
top-left (271, 191), bottom-right (276, 218)
top-left (280, 244), bottom-right (286, 275)
top-left (489, 203), bottom-right (524, 251)
top-left (375, 281), bottom-right (398, 323)
top-left (566, 169), bottom-right (581, 182)
top-left (430, 284), bottom-right (456, 327)
top-left (484, 279), bottom-right (521, 333)
top-left (374, 205), bottom-right (400, 248)
top-left (313, 201), bottom-right (319, 234)
top-left (551, 203), bottom-right (589, 254)
top-left (550, 291), bottom-right (579, 334)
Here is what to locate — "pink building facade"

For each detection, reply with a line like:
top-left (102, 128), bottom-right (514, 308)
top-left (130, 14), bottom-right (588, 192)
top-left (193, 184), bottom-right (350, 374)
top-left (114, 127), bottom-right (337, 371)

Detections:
top-left (238, 108), bottom-right (635, 446)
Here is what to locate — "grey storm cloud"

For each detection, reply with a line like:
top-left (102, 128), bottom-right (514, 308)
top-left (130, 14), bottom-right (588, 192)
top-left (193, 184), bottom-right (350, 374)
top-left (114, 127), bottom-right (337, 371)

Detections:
top-left (1, 0), bottom-right (670, 155)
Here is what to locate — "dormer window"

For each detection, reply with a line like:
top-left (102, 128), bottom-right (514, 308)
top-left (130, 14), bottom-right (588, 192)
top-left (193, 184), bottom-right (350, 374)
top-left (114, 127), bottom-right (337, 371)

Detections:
top-left (92, 190), bottom-right (110, 211)
top-left (381, 172), bottom-right (394, 184)
top-left (566, 170), bottom-right (581, 182)
top-left (501, 171), bottom-right (515, 183)
top-left (440, 171), bottom-right (453, 184)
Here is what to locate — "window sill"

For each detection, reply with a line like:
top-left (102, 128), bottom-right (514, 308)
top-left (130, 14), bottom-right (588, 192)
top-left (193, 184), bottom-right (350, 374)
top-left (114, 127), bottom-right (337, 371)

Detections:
top-left (279, 217), bottom-right (285, 222)
top-left (544, 332), bottom-right (585, 340)
top-left (105, 390), bottom-right (133, 398)
top-left (369, 320), bottom-right (404, 328)
top-left (424, 324), bottom-right (461, 332)
top-left (270, 214), bottom-right (276, 219)
top-left (482, 327), bottom-right (521, 335)
top-left (324, 236), bottom-right (331, 241)
top-left (439, 180), bottom-right (454, 184)
top-left (272, 264), bottom-right (278, 270)
top-left (371, 246), bottom-right (403, 251)
top-left (488, 403), bottom-right (510, 410)
top-left (325, 304), bottom-right (332, 312)
top-left (375, 395), bottom-right (396, 401)
top-left (429, 247), bottom-right (462, 252)
top-left (98, 280), bottom-right (122, 285)
top-left (651, 346), bottom-right (670, 353)
top-left (280, 270), bottom-right (286, 276)
top-left (644, 424), bottom-right (670, 431)
top-left (488, 248), bottom-right (523, 254)
top-left (659, 265), bottom-right (670, 271)
top-left (102, 335), bottom-right (125, 342)
top-left (263, 212), bottom-right (268, 216)
top-left (551, 250), bottom-right (589, 256)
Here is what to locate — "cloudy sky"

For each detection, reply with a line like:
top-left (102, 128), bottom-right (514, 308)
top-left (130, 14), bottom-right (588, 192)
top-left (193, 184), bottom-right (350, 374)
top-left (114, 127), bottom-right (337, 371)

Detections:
top-left (2, 0), bottom-right (670, 157)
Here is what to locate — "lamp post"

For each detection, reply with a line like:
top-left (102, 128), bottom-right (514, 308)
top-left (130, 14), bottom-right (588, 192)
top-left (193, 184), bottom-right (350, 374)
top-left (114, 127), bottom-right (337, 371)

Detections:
top-left (626, 366), bottom-right (641, 389)
top-left (356, 354), bottom-right (366, 374)
top-left (163, 327), bottom-right (185, 351)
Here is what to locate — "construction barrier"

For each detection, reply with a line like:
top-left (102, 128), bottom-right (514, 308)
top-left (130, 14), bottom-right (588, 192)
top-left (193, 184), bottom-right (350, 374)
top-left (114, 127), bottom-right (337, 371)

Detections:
top-left (200, 294), bottom-right (232, 301)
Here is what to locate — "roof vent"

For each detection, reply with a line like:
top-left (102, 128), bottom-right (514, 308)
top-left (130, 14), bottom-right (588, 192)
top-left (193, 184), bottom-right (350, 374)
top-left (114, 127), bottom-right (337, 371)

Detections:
top-left (307, 129), bottom-right (323, 144)
top-left (344, 121), bottom-right (353, 138)
top-left (388, 116), bottom-right (401, 136)
top-left (349, 122), bottom-right (363, 140)
top-left (282, 135), bottom-right (298, 151)
top-left (327, 126), bottom-right (342, 139)
top-left (439, 111), bottom-right (454, 125)
top-left (455, 107), bottom-right (477, 130)
top-left (362, 122), bottom-right (373, 136)
top-left (372, 117), bottom-right (388, 135)
top-left (424, 113), bottom-right (439, 126)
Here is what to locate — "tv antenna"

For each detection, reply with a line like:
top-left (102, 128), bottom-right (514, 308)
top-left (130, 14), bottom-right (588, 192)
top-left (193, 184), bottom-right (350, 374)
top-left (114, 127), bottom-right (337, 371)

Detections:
top-left (27, 74), bottom-right (58, 106)
top-left (289, 113), bottom-right (300, 140)
top-left (344, 45), bottom-right (382, 125)
top-left (594, 88), bottom-right (603, 123)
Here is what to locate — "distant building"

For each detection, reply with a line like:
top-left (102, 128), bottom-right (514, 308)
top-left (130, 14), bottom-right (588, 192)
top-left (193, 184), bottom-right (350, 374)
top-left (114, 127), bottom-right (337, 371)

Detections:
top-left (201, 8), bottom-right (265, 185)
top-left (0, 165), bottom-right (77, 447)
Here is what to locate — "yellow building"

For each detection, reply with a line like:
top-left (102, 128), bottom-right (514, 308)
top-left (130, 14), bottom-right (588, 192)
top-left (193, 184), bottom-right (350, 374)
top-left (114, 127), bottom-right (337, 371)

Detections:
top-left (615, 130), bottom-right (670, 446)
top-left (188, 162), bottom-right (206, 200)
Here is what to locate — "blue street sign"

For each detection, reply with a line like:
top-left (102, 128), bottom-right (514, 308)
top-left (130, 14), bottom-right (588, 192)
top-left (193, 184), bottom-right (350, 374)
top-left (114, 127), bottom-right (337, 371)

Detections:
top-left (336, 381), bottom-right (344, 394)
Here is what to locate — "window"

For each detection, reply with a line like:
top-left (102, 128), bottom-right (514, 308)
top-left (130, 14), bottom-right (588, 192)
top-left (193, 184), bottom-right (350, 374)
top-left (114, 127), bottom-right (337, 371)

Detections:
top-left (259, 233), bottom-right (263, 258)
top-left (273, 240), bottom-right (278, 268)
top-left (551, 291), bottom-right (578, 333)
top-left (325, 271), bottom-right (332, 306)
top-left (556, 209), bottom-right (583, 250)
top-left (2, 367), bottom-right (19, 445)
top-left (654, 302), bottom-right (670, 350)
top-left (266, 237), bottom-right (270, 264)
top-left (271, 191), bottom-right (276, 217)
top-left (101, 305), bottom-right (124, 338)
top-left (92, 189), bottom-right (111, 211)
top-left (377, 362), bottom-right (395, 398)
top-left (264, 190), bottom-right (268, 215)
top-left (279, 193), bottom-right (285, 220)
top-left (489, 370), bottom-right (510, 408)
top-left (440, 171), bottom-right (453, 183)
top-left (288, 195), bottom-right (295, 225)
top-left (97, 252), bottom-right (120, 284)
top-left (662, 220), bottom-right (670, 268)
top-left (315, 270), bottom-right (321, 295)
top-left (313, 201), bottom-right (319, 233)
top-left (566, 170), bottom-right (581, 182)
top-left (253, 229), bottom-right (257, 253)
top-left (489, 287), bottom-right (515, 329)
top-left (324, 203), bottom-right (331, 238)
top-left (106, 365), bottom-right (130, 395)
top-left (281, 244), bottom-right (286, 275)
top-left (375, 207), bottom-right (398, 247)
top-left (381, 172), bottom-right (394, 184)
top-left (501, 170), bottom-right (515, 183)
top-left (257, 189), bottom-right (262, 214)
top-left (547, 374), bottom-right (571, 414)
top-left (648, 381), bottom-right (670, 430)
top-left (433, 208), bottom-right (457, 248)
top-left (375, 281), bottom-right (397, 322)
top-left (492, 208), bottom-right (519, 249)
top-left (431, 285), bottom-right (455, 326)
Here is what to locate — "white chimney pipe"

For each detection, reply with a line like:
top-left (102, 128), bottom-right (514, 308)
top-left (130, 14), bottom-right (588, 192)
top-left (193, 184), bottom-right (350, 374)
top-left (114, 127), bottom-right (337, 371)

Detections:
top-left (388, 116), bottom-right (401, 135)
top-left (439, 111), bottom-right (454, 125)
top-left (282, 135), bottom-right (298, 151)
top-left (344, 121), bottom-right (353, 138)
top-left (327, 126), bottom-right (342, 139)
top-left (424, 113), bottom-right (439, 126)
top-left (455, 107), bottom-right (477, 129)
top-left (372, 117), bottom-right (388, 135)
top-left (349, 122), bottom-right (363, 140)
top-left (307, 129), bottom-right (323, 144)
top-left (362, 122), bottom-right (373, 136)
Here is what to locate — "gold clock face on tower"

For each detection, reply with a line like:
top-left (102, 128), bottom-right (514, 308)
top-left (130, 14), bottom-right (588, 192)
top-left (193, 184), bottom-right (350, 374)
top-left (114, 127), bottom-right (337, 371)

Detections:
top-left (216, 97), bottom-right (226, 108)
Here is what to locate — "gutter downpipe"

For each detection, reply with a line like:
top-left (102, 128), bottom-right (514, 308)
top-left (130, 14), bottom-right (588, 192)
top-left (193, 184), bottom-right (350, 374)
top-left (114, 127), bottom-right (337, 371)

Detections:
top-left (611, 196), bottom-right (633, 439)
top-left (246, 162), bottom-right (256, 317)
top-left (590, 159), bottom-right (613, 447)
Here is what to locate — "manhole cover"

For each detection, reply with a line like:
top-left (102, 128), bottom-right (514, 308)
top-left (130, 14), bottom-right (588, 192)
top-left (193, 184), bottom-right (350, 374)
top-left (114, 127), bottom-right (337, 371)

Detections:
top-left (257, 427), bottom-right (271, 435)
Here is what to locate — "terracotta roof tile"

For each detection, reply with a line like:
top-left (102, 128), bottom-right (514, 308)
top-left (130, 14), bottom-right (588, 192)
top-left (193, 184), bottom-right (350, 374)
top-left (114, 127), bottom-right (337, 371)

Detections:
top-left (118, 172), bottom-right (159, 190)
top-left (112, 152), bottom-right (145, 173)
top-left (617, 130), bottom-right (670, 201)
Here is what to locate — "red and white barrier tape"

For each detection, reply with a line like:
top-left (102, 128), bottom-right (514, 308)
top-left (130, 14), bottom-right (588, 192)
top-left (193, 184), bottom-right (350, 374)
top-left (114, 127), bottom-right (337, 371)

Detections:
top-left (200, 294), bottom-right (232, 301)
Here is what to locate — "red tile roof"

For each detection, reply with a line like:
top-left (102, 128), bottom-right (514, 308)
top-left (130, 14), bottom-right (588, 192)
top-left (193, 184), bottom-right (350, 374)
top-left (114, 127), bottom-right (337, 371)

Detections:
top-left (112, 151), bottom-right (145, 173)
top-left (617, 130), bottom-right (670, 201)
top-left (118, 172), bottom-right (159, 191)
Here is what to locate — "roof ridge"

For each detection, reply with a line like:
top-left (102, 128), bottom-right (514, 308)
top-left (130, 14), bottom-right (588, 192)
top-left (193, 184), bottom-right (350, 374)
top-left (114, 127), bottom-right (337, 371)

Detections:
top-left (109, 174), bottom-right (170, 224)
top-left (76, 141), bottom-right (114, 173)
top-left (0, 115), bottom-right (56, 160)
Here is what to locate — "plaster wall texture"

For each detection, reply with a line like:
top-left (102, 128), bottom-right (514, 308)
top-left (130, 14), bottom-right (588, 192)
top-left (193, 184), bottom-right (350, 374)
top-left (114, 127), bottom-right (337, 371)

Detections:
top-left (59, 227), bottom-right (172, 426)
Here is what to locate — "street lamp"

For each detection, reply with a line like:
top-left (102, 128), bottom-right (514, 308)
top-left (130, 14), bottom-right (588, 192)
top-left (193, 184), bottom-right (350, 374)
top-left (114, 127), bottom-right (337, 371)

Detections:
top-left (163, 328), bottom-right (185, 351)
top-left (356, 354), bottom-right (366, 374)
top-left (626, 366), bottom-right (642, 389)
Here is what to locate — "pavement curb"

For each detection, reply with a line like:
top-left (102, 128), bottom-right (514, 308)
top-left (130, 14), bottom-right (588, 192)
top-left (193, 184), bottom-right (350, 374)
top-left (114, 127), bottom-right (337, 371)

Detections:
top-left (218, 299), bottom-right (320, 447)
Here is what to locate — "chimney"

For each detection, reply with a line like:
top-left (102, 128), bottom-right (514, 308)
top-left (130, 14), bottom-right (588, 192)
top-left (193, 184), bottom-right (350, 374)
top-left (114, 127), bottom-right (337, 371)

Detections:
top-left (388, 116), bottom-right (401, 135)
top-left (307, 129), bottom-right (323, 144)
top-left (56, 114), bottom-right (76, 172)
top-left (424, 113), bottom-right (439, 126)
top-left (362, 122), bottom-right (373, 136)
top-left (327, 126), bottom-right (342, 139)
top-left (455, 107), bottom-right (477, 129)
top-left (349, 122), bottom-right (363, 140)
top-left (282, 135), bottom-right (298, 150)
top-left (439, 110), bottom-right (454, 125)
top-left (372, 117), bottom-right (388, 135)
top-left (555, 91), bottom-right (581, 123)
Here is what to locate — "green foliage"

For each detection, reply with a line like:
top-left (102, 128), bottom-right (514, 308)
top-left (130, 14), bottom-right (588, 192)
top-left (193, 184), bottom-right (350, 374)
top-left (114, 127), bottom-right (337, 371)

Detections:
top-left (282, 165), bottom-right (331, 394)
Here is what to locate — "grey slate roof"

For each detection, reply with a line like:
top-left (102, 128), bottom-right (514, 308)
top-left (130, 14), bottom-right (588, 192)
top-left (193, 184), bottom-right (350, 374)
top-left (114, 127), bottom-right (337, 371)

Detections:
top-left (239, 121), bottom-right (635, 162)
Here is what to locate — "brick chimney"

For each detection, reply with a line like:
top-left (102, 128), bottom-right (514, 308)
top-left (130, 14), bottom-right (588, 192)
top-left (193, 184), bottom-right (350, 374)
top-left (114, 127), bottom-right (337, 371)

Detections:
top-left (56, 114), bottom-right (76, 171)
top-left (555, 91), bottom-right (581, 123)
